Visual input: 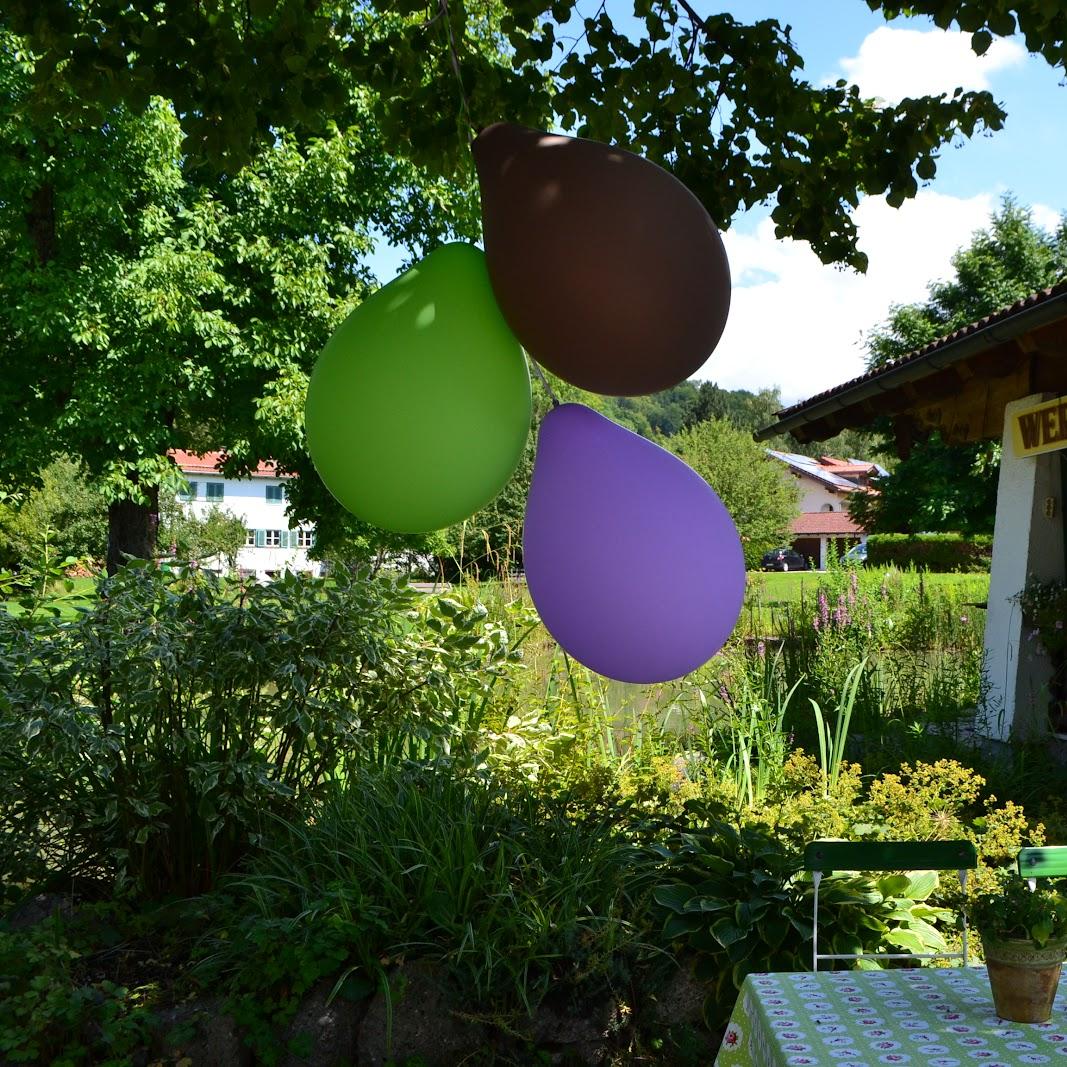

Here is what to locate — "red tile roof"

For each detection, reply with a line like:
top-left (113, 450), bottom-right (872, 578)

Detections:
top-left (169, 450), bottom-right (285, 479)
top-left (792, 511), bottom-right (865, 536)
top-left (817, 457), bottom-right (878, 476)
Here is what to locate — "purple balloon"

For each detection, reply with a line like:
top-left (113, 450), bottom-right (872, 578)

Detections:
top-left (523, 404), bottom-right (746, 683)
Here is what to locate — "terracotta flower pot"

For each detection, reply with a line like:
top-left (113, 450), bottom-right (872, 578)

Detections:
top-left (983, 935), bottom-right (1067, 1023)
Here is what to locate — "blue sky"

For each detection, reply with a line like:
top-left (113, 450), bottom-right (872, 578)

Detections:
top-left (375, 2), bottom-right (1067, 404)
top-left (689, 1), bottom-right (1067, 402)
top-left (726, 0), bottom-right (1067, 209)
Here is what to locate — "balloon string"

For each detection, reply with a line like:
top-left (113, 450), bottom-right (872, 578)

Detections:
top-left (527, 354), bottom-right (560, 407)
top-left (439, 0), bottom-right (476, 143)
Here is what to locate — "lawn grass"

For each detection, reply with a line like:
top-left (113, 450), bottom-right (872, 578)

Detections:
top-left (748, 567), bottom-right (990, 607)
top-left (741, 567), bottom-right (990, 636)
top-left (2, 575), bottom-right (98, 617)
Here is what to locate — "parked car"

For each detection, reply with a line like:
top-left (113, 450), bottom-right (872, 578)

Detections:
top-left (760, 547), bottom-right (810, 572)
top-left (842, 541), bottom-right (868, 566)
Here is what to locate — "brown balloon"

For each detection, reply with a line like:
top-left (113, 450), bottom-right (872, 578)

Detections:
top-left (471, 122), bottom-right (731, 397)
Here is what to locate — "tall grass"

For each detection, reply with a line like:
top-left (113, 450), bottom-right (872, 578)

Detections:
top-left (208, 766), bottom-right (652, 1017)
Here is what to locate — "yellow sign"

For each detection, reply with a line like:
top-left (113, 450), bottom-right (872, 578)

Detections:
top-left (1013, 396), bottom-right (1067, 458)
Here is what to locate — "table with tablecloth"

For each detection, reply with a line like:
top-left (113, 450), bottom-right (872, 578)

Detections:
top-left (715, 966), bottom-right (1067, 1065)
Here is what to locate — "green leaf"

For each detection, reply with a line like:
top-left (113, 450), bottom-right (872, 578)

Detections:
top-left (653, 884), bottom-right (694, 913)
top-left (884, 928), bottom-right (927, 953)
top-left (711, 917), bottom-right (746, 947)
top-left (757, 913), bottom-right (790, 952)
top-left (900, 871), bottom-right (938, 901)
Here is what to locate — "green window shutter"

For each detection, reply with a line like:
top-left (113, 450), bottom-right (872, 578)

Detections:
top-left (280, 530), bottom-right (290, 549)
top-left (255, 529), bottom-right (265, 548)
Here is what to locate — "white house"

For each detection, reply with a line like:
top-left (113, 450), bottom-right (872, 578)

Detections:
top-left (169, 450), bottom-right (322, 581)
top-left (766, 450), bottom-right (885, 569)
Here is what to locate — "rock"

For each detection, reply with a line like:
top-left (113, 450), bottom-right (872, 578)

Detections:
top-left (2, 893), bottom-right (75, 931)
top-left (647, 963), bottom-right (718, 1062)
top-left (530, 997), bottom-right (622, 1065)
top-left (649, 963), bottom-right (707, 1029)
top-left (279, 979), bottom-right (364, 1066)
top-left (357, 961), bottom-right (487, 1066)
top-left (153, 998), bottom-right (251, 1067)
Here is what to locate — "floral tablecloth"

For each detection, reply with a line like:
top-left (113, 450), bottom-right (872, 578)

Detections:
top-left (715, 967), bottom-right (1067, 1066)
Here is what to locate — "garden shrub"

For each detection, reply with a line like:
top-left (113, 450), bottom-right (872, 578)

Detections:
top-left (867, 533), bottom-right (992, 572)
top-left (761, 750), bottom-right (864, 848)
top-left (649, 809), bottom-right (953, 1030)
top-left (202, 765), bottom-right (652, 1058)
top-left (741, 566), bottom-right (987, 745)
top-left (0, 564), bottom-right (519, 897)
top-left (0, 906), bottom-right (156, 1065)
top-left (857, 759), bottom-right (1045, 894)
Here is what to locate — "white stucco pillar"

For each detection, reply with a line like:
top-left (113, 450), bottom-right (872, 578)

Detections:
top-left (819, 537), bottom-right (828, 570)
top-left (981, 394), bottom-right (1066, 741)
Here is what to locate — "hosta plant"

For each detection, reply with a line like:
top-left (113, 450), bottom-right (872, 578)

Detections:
top-left (649, 809), bottom-right (954, 1028)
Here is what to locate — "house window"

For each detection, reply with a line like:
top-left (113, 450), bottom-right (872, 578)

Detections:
top-left (245, 529), bottom-right (256, 546)
top-left (265, 530), bottom-right (282, 547)
top-left (178, 480), bottom-right (198, 501)
top-left (821, 502), bottom-right (835, 512)
top-left (297, 529), bottom-right (314, 549)
top-left (265, 484), bottom-right (285, 503)
top-left (205, 482), bottom-right (224, 501)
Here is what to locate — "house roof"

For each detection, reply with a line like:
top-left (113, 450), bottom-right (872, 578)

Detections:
top-left (756, 279), bottom-right (1067, 444)
top-left (792, 511), bottom-right (865, 536)
top-left (767, 449), bottom-right (885, 493)
top-left (169, 450), bottom-right (286, 479)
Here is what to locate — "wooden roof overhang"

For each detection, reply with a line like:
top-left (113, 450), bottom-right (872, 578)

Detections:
top-left (755, 281), bottom-right (1067, 449)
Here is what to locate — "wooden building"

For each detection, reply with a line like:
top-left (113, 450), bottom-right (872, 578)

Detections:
top-left (757, 280), bottom-right (1067, 741)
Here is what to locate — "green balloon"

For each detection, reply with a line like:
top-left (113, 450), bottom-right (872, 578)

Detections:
top-left (305, 243), bottom-right (532, 532)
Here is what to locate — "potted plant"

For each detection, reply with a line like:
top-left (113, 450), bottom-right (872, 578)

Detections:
top-left (972, 873), bottom-right (1067, 1023)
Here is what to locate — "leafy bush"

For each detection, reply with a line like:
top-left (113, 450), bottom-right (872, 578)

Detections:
top-left (0, 456), bottom-right (107, 570)
top-left (158, 492), bottom-right (249, 570)
top-left (0, 565), bottom-right (519, 896)
top-left (0, 907), bottom-right (156, 1065)
top-left (737, 566), bottom-right (987, 741)
top-left (867, 533), bottom-right (992, 572)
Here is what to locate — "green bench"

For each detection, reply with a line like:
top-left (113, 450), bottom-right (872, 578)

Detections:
top-left (804, 840), bottom-right (978, 972)
top-left (1017, 845), bottom-right (1067, 890)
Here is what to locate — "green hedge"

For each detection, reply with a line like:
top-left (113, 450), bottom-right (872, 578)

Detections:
top-left (866, 533), bottom-right (992, 572)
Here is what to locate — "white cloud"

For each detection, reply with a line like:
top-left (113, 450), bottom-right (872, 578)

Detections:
top-left (1032, 203), bottom-right (1063, 235)
top-left (697, 190), bottom-right (999, 405)
top-left (835, 26), bottom-right (1025, 103)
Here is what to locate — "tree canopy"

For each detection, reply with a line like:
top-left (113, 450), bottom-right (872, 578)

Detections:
top-left (1, 2), bottom-right (1062, 568)
top-left (0, 30), bottom-right (479, 568)
top-left (8, 0), bottom-right (1059, 269)
top-left (669, 417), bottom-right (799, 567)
